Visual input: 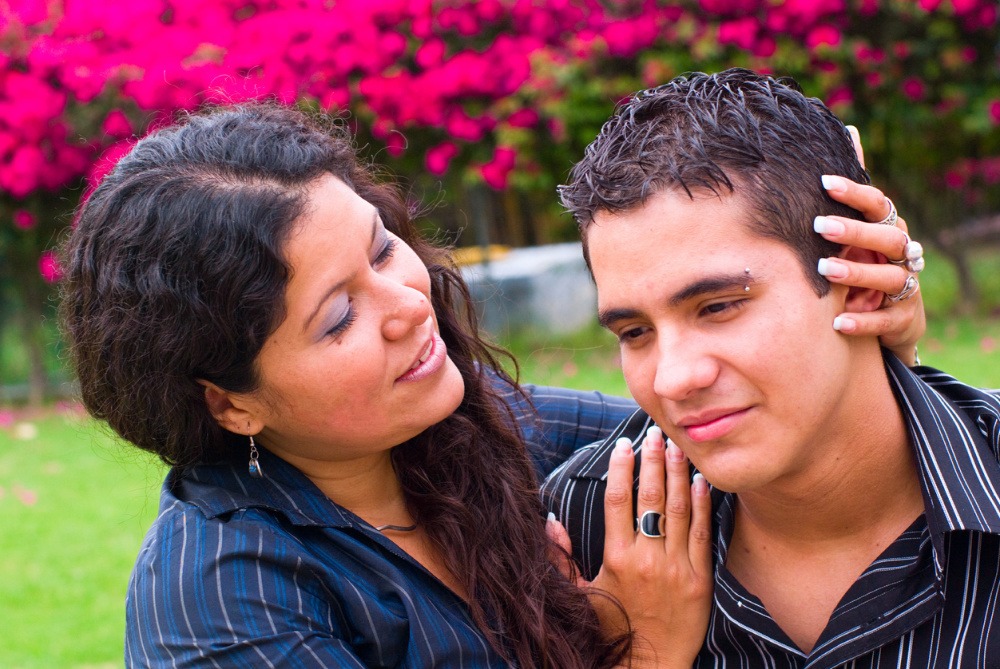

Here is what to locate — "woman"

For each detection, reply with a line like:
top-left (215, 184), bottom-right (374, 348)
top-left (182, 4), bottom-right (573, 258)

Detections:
top-left (60, 105), bottom-right (922, 667)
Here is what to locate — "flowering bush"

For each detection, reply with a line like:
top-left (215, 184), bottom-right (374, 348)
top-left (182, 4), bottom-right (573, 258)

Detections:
top-left (1, 0), bottom-right (998, 398)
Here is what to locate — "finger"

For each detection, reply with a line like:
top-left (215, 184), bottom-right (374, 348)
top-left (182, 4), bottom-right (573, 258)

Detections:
top-left (603, 437), bottom-right (637, 556)
top-left (820, 175), bottom-right (904, 226)
top-left (833, 297), bottom-right (921, 337)
top-left (816, 256), bottom-right (916, 295)
top-left (813, 215), bottom-right (913, 262)
top-left (663, 438), bottom-right (692, 557)
top-left (546, 513), bottom-right (585, 585)
top-left (546, 513), bottom-right (573, 556)
top-left (688, 473), bottom-right (713, 574)
top-left (636, 426), bottom-right (667, 540)
top-left (846, 125), bottom-right (865, 168)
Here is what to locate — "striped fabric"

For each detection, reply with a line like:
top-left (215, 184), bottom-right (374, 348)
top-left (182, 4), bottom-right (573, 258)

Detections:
top-left (124, 383), bottom-right (637, 668)
top-left (541, 354), bottom-right (1000, 668)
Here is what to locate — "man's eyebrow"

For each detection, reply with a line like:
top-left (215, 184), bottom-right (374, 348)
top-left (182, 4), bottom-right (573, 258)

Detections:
top-left (598, 307), bottom-right (642, 329)
top-left (669, 273), bottom-right (756, 306)
top-left (597, 272), bottom-right (755, 329)
top-left (303, 210), bottom-right (379, 334)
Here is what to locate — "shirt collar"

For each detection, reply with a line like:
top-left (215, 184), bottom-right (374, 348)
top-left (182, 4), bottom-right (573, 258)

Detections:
top-left (166, 447), bottom-right (358, 529)
top-left (885, 352), bottom-right (1000, 572)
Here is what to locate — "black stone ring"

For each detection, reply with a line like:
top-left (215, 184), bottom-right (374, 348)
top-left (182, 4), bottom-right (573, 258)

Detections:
top-left (637, 510), bottom-right (667, 538)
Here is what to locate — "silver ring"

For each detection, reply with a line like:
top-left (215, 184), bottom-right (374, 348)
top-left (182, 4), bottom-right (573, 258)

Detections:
top-left (637, 510), bottom-right (666, 538)
top-left (875, 198), bottom-right (898, 227)
top-left (887, 274), bottom-right (919, 303)
top-left (887, 237), bottom-right (925, 274)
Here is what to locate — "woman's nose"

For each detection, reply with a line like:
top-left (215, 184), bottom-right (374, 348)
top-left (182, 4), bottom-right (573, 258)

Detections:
top-left (381, 283), bottom-right (432, 341)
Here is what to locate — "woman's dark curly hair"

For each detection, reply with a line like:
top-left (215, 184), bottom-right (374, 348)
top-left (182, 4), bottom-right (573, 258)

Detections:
top-left (60, 105), bottom-right (628, 667)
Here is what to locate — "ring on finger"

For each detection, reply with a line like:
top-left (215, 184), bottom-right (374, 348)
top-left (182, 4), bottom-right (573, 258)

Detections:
top-left (875, 197), bottom-right (898, 227)
top-left (637, 510), bottom-right (667, 538)
top-left (887, 235), bottom-right (925, 274)
top-left (887, 274), bottom-right (919, 302)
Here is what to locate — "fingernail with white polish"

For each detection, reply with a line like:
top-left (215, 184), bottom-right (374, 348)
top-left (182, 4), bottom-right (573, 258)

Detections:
top-left (692, 472), bottom-right (708, 495)
top-left (817, 258), bottom-right (848, 279)
top-left (833, 315), bottom-right (856, 332)
top-left (821, 174), bottom-right (848, 193)
top-left (547, 512), bottom-right (556, 523)
top-left (667, 441), bottom-right (684, 462)
top-left (646, 425), bottom-right (662, 439)
top-left (616, 437), bottom-right (633, 454)
top-left (813, 216), bottom-right (845, 236)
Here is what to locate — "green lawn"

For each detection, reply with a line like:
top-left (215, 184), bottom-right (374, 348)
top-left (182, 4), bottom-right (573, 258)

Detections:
top-left (0, 414), bottom-right (164, 669)
top-left (1, 315), bottom-right (998, 668)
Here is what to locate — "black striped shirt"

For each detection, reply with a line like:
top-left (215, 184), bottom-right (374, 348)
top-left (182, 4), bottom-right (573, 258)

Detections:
top-left (541, 354), bottom-right (1000, 668)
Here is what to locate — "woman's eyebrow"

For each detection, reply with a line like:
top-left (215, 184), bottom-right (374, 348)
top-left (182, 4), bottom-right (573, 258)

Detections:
top-left (303, 211), bottom-right (379, 334)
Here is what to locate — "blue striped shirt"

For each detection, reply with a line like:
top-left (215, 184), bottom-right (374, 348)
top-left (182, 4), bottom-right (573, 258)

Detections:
top-left (125, 383), bottom-right (636, 668)
top-left (541, 354), bottom-right (1000, 668)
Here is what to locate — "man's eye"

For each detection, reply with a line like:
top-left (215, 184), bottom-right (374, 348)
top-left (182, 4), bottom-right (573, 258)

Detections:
top-left (701, 299), bottom-right (748, 317)
top-left (617, 326), bottom-right (648, 343)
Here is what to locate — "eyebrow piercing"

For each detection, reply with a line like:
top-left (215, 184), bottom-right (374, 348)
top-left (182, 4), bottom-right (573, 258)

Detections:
top-left (744, 267), bottom-right (751, 292)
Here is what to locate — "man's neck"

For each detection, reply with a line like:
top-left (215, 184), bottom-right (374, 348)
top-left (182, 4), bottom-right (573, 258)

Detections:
top-left (737, 349), bottom-right (921, 542)
top-left (725, 351), bottom-right (925, 653)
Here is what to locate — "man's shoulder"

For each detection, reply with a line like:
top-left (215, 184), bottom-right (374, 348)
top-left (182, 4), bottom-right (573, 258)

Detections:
top-left (541, 406), bottom-right (654, 484)
top-left (912, 365), bottom-right (1000, 407)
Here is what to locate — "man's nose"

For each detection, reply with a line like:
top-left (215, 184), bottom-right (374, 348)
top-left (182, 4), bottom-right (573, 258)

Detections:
top-left (651, 335), bottom-right (720, 402)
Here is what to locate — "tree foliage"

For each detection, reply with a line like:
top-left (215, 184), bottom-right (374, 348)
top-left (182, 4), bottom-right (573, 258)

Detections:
top-left (1, 0), bottom-right (998, 398)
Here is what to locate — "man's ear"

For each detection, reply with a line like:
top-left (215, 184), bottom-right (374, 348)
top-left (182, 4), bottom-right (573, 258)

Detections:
top-left (198, 380), bottom-right (262, 435)
top-left (838, 245), bottom-right (884, 314)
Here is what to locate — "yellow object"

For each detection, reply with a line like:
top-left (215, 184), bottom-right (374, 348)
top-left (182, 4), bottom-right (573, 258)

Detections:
top-left (451, 245), bottom-right (511, 266)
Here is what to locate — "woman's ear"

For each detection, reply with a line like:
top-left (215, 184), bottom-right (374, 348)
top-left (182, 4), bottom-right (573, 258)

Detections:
top-left (198, 380), bottom-right (262, 435)
top-left (839, 245), bottom-right (885, 314)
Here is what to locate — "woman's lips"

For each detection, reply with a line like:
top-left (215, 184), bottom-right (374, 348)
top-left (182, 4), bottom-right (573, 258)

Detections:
top-left (396, 332), bottom-right (447, 383)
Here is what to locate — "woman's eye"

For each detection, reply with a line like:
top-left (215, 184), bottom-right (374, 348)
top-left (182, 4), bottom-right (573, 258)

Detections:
top-left (374, 238), bottom-right (397, 266)
top-left (326, 307), bottom-right (358, 338)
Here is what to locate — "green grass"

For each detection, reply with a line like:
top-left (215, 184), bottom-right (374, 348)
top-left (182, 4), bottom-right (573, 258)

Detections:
top-left (0, 413), bottom-right (164, 668)
top-left (0, 313), bottom-right (997, 668)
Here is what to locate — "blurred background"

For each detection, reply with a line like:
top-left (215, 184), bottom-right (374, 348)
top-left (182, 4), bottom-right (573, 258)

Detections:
top-left (1, 0), bottom-right (998, 666)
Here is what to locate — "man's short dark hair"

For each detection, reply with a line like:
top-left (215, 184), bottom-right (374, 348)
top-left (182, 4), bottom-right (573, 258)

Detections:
top-left (559, 68), bottom-right (870, 296)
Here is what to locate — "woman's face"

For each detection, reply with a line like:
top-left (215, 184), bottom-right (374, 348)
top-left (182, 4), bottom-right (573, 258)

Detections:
top-left (246, 174), bottom-right (465, 466)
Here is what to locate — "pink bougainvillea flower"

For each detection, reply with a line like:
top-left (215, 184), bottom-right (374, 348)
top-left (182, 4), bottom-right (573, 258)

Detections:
top-left (425, 142), bottom-right (458, 176)
top-left (718, 18), bottom-right (758, 50)
top-left (13, 210), bottom-right (36, 230)
top-left (944, 170), bottom-right (965, 189)
top-left (384, 131), bottom-right (407, 157)
top-left (988, 100), bottom-right (1000, 125)
top-left (479, 146), bottom-right (517, 190)
top-left (102, 109), bottom-right (133, 138)
top-left (507, 108), bottom-right (539, 128)
top-left (825, 86), bottom-right (853, 108)
top-left (806, 25), bottom-right (841, 50)
top-left (38, 250), bottom-right (63, 283)
top-left (902, 77), bottom-right (926, 101)
top-left (13, 485), bottom-right (38, 506)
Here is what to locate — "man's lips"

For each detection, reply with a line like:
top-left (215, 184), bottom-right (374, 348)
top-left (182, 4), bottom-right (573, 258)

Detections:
top-left (676, 407), bottom-right (752, 442)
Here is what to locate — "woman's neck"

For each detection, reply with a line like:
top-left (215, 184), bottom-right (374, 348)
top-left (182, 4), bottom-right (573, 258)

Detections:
top-left (277, 448), bottom-right (412, 529)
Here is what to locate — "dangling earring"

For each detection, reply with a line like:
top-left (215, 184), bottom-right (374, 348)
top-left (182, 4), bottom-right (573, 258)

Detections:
top-left (744, 267), bottom-right (751, 292)
top-left (248, 432), bottom-right (263, 479)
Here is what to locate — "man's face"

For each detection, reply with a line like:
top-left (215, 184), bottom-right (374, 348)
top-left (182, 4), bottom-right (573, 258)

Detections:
top-left (588, 189), bottom-right (856, 494)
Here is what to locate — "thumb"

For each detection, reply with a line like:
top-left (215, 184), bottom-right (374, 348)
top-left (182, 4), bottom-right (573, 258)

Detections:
top-left (546, 512), bottom-right (585, 586)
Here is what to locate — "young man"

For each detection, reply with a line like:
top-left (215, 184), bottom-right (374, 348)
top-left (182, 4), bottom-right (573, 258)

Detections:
top-left (543, 69), bottom-right (1000, 666)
